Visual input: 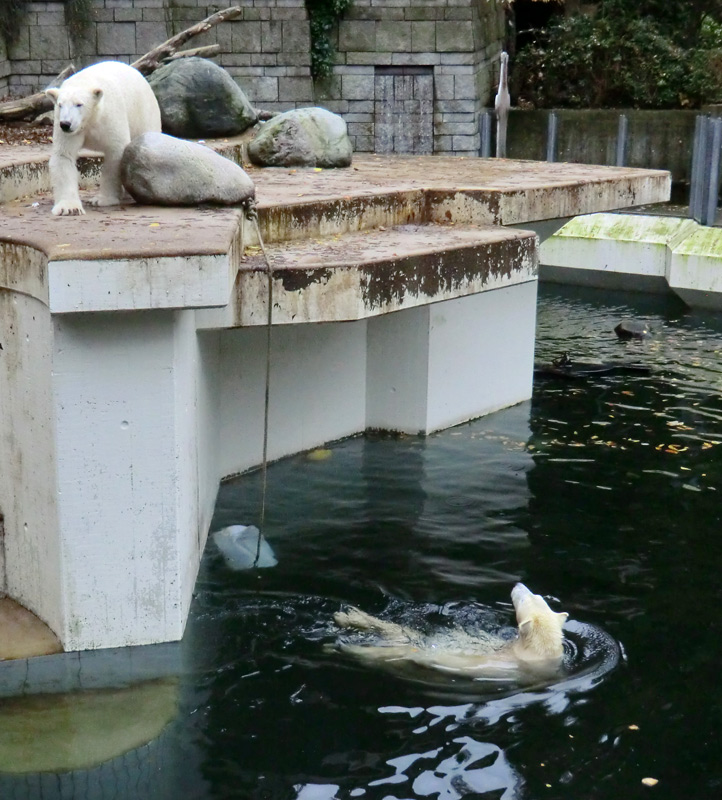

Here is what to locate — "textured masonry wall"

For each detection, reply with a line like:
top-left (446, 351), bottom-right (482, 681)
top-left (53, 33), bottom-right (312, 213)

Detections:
top-left (1, 0), bottom-right (504, 156)
top-left (0, 35), bottom-right (9, 95)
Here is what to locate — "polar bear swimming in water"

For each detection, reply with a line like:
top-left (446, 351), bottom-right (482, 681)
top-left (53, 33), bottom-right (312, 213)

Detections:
top-left (332, 583), bottom-right (569, 679)
top-left (45, 61), bottom-right (161, 216)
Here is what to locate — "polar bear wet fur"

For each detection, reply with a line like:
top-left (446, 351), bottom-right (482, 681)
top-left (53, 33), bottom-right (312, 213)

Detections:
top-left (333, 583), bottom-right (569, 676)
top-left (45, 61), bottom-right (161, 216)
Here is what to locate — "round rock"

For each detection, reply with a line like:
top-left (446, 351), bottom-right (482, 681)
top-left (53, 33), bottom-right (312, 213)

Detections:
top-left (614, 319), bottom-right (650, 339)
top-left (247, 107), bottom-right (352, 168)
top-left (121, 132), bottom-right (255, 207)
top-left (148, 57), bottom-right (257, 139)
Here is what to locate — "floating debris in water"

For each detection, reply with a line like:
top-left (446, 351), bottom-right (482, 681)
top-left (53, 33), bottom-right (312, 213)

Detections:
top-left (213, 525), bottom-right (277, 570)
top-left (307, 448), bottom-right (332, 461)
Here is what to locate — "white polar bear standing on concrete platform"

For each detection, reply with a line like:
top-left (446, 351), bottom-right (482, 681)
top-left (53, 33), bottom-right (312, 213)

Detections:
top-left (45, 61), bottom-right (161, 216)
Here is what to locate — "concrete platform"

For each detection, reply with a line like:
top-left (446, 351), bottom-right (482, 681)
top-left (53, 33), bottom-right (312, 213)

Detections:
top-left (0, 142), bottom-right (671, 655)
top-left (540, 211), bottom-right (722, 309)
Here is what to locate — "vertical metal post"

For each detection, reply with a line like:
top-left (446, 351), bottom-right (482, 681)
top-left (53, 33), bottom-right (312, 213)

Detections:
top-left (689, 114), bottom-right (703, 221)
top-left (546, 111), bottom-right (558, 162)
top-left (704, 117), bottom-right (722, 227)
top-left (480, 111), bottom-right (492, 158)
top-left (690, 116), bottom-right (708, 224)
top-left (615, 114), bottom-right (628, 167)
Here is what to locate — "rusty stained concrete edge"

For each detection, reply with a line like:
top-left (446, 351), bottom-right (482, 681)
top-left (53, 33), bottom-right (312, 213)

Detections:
top-left (229, 232), bottom-right (538, 326)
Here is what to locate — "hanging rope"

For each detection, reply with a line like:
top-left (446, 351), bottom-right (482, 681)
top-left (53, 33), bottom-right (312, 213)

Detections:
top-left (243, 198), bottom-right (273, 565)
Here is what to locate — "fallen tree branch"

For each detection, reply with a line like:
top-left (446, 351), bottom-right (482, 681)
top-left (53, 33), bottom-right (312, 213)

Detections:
top-left (0, 64), bottom-right (75, 122)
top-left (0, 5), bottom-right (241, 123)
top-left (131, 6), bottom-right (241, 75)
top-left (168, 44), bottom-right (221, 61)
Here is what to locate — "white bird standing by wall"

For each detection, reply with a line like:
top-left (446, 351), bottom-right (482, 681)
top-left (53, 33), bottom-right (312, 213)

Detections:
top-left (495, 51), bottom-right (511, 158)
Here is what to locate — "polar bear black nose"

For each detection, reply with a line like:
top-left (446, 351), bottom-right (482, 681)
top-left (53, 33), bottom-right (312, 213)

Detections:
top-left (59, 121), bottom-right (71, 132)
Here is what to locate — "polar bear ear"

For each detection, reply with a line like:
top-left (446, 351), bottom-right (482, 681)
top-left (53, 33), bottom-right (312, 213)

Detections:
top-left (45, 87), bottom-right (59, 104)
top-left (557, 612), bottom-right (569, 624)
top-left (518, 618), bottom-right (534, 636)
top-left (92, 88), bottom-right (103, 101)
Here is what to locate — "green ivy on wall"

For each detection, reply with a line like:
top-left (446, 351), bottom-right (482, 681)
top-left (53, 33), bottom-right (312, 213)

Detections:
top-left (0, 0), bottom-right (26, 48)
top-left (305, 0), bottom-right (352, 81)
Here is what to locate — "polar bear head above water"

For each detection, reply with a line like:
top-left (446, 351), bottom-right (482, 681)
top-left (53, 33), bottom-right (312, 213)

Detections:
top-left (509, 582), bottom-right (568, 662)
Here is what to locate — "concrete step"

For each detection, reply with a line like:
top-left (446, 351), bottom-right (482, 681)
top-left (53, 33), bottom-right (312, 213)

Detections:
top-left (198, 222), bottom-right (538, 328)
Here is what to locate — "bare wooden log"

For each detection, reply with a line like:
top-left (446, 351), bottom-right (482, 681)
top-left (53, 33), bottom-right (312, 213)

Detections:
top-left (167, 44), bottom-right (222, 61)
top-left (0, 64), bottom-right (75, 122)
top-left (0, 5), bottom-right (240, 123)
top-left (131, 6), bottom-right (241, 75)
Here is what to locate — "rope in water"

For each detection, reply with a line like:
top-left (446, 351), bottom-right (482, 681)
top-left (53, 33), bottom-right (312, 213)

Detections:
top-left (243, 199), bottom-right (273, 566)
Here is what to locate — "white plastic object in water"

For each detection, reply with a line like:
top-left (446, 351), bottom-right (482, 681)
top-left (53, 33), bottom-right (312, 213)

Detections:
top-left (213, 525), bottom-right (278, 570)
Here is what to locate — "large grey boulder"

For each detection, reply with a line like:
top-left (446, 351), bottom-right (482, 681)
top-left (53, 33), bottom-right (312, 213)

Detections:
top-left (121, 132), bottom-right (255, 207)
top-left (247, 107), bottom-right (352, 168)
top-left (148, 57), bottom-right (257, 139)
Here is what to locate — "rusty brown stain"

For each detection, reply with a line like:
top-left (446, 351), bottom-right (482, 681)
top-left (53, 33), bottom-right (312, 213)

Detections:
top-left (360, 236), bottom-right (535, 310)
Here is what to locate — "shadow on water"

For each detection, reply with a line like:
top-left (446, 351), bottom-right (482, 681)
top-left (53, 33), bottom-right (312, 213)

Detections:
top-left (3, 283), bottom-right (722, 799)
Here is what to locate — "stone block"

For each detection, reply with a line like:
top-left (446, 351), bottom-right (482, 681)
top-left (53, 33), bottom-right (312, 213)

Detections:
top-left (444, 7), bottom-right (474, 21)
top-left (411, 21), bottom-right (435, 52)
top-left (219, 53), bottom-right (253, 68)
top-left (391, 52), bottom-right (440, 66)
top-left (339, 20), bottom-right (375, 52)
top-left (342, 74), bottom-right (374, 101)
top-left (434, 74), bottom-right (454, 100)
top-left (233, 21), bottom-right (262, 53)
top-left (376, 21), bottom-right (412, 52)
top-left (35, 10), bottom-right (65, 26)
top-left (347, 99), bottom-right (374, 113)
top-left (282, 21), bottom-right (310, 53)
top-left (114, 8), bottom-right (144, 22)
top-left (8, 27), bottom-right (31, 60)
top-left (142, 8), bottom-right (167, 22)
top-left (436, 99), bottom-right (476, 114)
top-left (440, 52), bottom-right (475, 65)
top-left (135, 21), bottom-right (169, 54)
top-left (243, 76), bottom-right (279, 103)
top-left (29, 25), bottom-right (70, 61)
top-left (347, 121), bottom-right (373, 137)
top-left (348, 52), bottom-right (392, 66)
top-left (454, 74), bottom-right (477, 100)
top-left (404, 8), bottom-right (441, 21)
top-left (272, 8), bottom-right (308, 21)
top-left (313, 75), bottom-right (342, 101)
top-left (352, 135), bottom-right (374, 152)
top-left (262, 21), bottom-right (282, 52)
top-left (278, 76), bottom-right (314, 103)
top-left (452, 134), bottom-right (479, 150)
top-left (97, 22), bottom-right (136, 56)
top-left (436, 21), bottom-right (474, 52)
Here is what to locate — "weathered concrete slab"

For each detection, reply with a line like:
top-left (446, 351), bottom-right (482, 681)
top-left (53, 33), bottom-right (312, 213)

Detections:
top-left (540, 212), bottom-right (697, 292)
top-left (199, 223), bottom-right (537, 327)
top-left (0, 197), bottom-right (244, 312)
top-left (668, 225), bottom-right (722, 309)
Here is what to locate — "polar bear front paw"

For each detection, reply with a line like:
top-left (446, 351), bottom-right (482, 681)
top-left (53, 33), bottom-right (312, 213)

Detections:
top-left (88, 194), bottom-right (122, 208)
top-left (52, 200), bottom-right (85, 216)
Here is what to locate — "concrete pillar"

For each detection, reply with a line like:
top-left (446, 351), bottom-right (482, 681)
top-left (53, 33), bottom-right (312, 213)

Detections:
top-left (366, 281), bottom-right (538, 434)
top-left (50, 310), bottom-right (220, 651)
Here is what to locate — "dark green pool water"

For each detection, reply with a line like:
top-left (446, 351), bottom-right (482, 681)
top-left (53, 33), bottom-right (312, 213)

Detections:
top-left (5, 284), bottom-right (722, 798)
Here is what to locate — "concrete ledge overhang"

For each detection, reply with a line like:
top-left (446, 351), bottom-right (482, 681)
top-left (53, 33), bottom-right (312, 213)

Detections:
top-left (197, 223), bottom-right (538, 327)
top-left (0, 142), bottom-right (671, 317)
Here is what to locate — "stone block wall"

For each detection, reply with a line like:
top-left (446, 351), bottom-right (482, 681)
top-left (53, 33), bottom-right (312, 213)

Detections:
top-left (0, 36), bottom-right (9, 96)
top-left (1, 0), bottom-right (505, 156)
